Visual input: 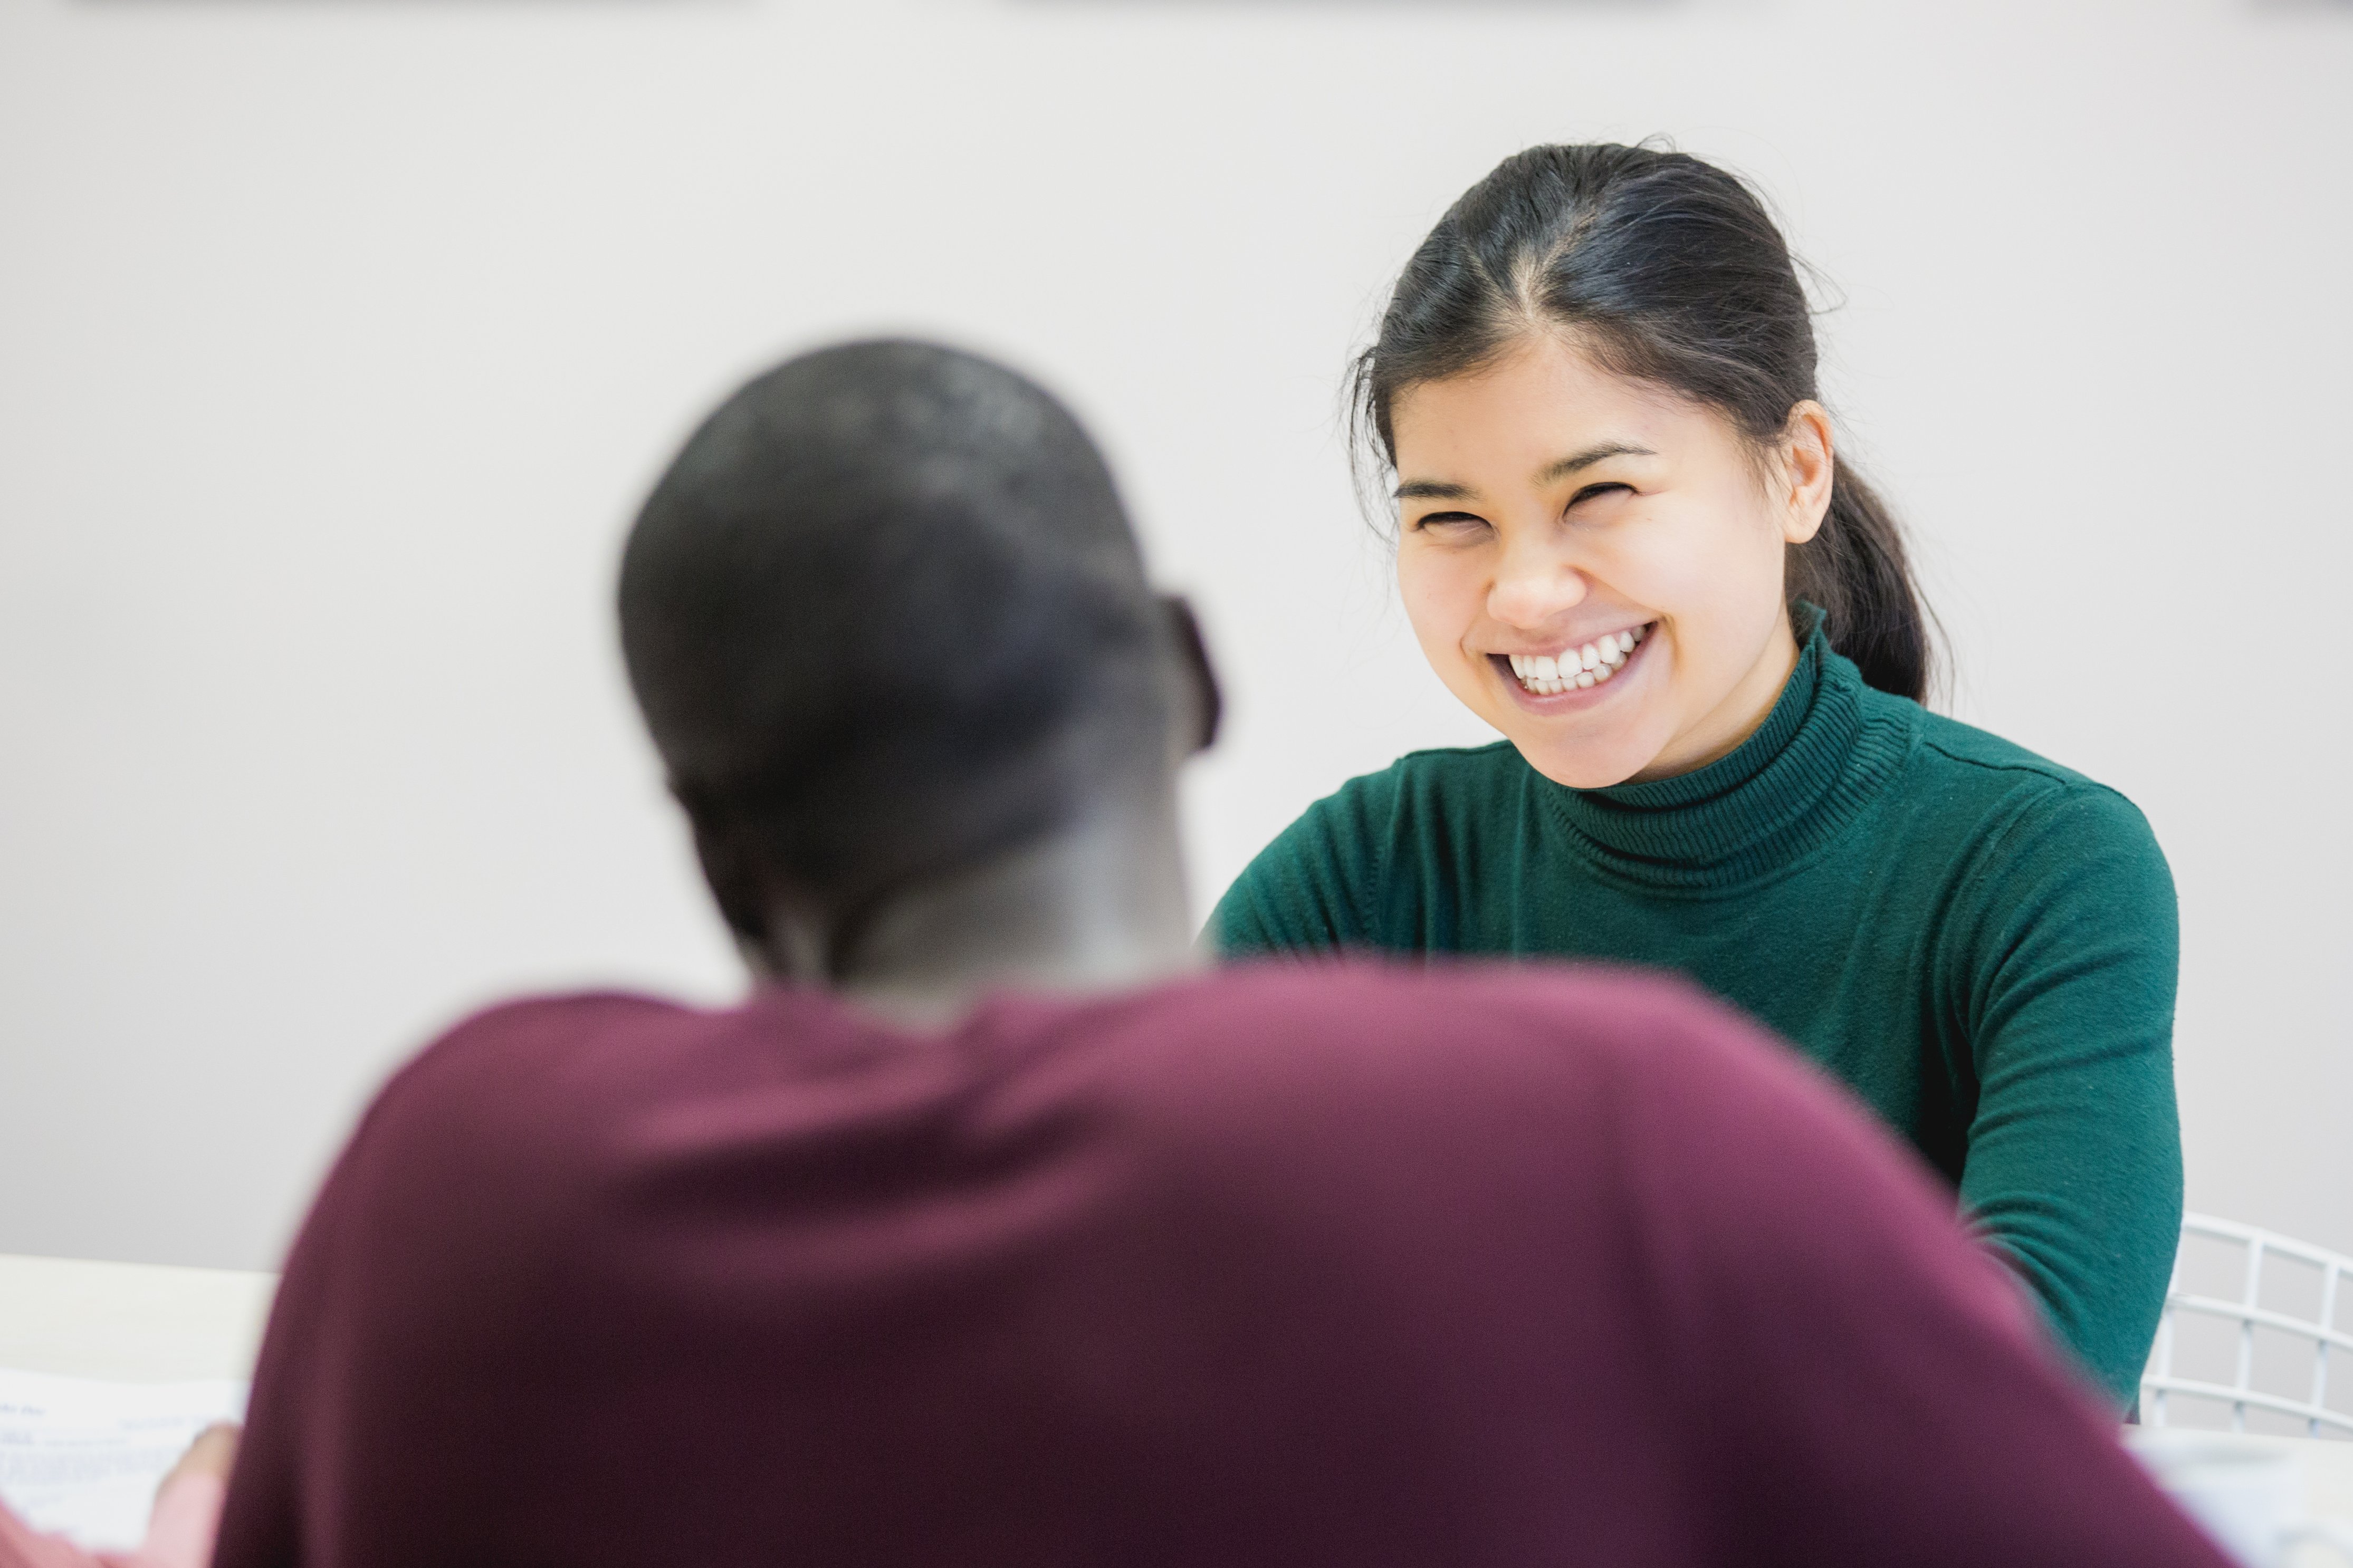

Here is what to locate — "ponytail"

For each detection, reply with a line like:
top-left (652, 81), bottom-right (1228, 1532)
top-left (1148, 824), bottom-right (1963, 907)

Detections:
top-left (1788, 461), bottom-right (1935, 703)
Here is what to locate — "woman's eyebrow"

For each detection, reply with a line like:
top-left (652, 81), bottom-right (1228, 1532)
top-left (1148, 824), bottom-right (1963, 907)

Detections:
top-left (1393, 442), bottom-right (1658, 502)
top-left (1535, 442), bottom-right (1658, 484)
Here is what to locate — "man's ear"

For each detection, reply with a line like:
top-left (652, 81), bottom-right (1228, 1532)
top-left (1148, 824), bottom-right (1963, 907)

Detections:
top-left (1160, 594), bottom-right (1222, 754)
top-left (674, 785), bottom-right (770, 945)
top-left (675, 785), bottom-right (836, 984)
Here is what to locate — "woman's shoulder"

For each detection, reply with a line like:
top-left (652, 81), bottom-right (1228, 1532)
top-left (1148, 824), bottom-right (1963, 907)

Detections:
top-left (1901, 701), bottom-right (2127, 804)
top-left (1902, 701), bottom-right (2093, 787)
top-left (1873, 696), bottom-right (2167, 874)
top-left (1278, 740), bottom-right (1529, 831)
top-left (1369, 738), bottom-right (1532, 796)
top-left (1210, 742), bottom-right (1526, 952)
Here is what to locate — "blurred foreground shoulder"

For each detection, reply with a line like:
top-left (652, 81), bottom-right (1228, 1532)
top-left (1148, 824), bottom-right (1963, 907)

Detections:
top-left (310, 990), bottom-right (712, 1246)
top-left (361, 991), bottom-right (691, 1131)
top-left (1127, 958), bottom-right (1856, 1153)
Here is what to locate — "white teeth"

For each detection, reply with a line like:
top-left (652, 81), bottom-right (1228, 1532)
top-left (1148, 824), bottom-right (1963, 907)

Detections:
top-left (1509, 624), bottom-right (1652, 695)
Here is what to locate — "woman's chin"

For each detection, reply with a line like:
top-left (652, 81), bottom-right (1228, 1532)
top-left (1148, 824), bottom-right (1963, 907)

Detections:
top-left (1508, 731), bottom-right (1664, 791)
top-left (1469, 633), bottom-right (1675, 788)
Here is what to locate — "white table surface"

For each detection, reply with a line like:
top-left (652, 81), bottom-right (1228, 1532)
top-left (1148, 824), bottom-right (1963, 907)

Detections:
top-left (2298, 1432), bottom-right (2353, 1523)
top-left (0, 1252), bottom-right (276, 1382)
top-left (2127, 1426), bottom-right (2353, 1538)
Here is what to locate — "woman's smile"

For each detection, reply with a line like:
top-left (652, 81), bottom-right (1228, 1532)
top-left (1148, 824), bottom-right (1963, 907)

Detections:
top-left (1488, 621), bottom-right (1654, 710)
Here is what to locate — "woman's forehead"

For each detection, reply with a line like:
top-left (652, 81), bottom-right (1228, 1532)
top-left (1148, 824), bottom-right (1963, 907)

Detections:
top-left (1390, 338), bottom-right (1727, 484)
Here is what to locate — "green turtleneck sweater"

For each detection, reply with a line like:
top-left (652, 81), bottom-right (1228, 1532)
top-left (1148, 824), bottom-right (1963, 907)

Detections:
top-left (1211, 623), bottom-right (2181, 1408)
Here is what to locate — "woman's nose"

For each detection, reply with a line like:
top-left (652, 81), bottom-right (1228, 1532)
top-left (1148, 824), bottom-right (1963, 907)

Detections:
top-left (1488, 541), bottom-right (1589, 629)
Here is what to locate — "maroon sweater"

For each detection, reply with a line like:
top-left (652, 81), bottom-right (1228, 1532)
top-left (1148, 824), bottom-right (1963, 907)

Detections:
top-left (213, 964), bottom-right (2227, 1568)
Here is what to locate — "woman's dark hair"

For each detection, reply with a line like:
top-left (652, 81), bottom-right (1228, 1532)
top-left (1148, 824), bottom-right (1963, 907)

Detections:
top-left (1352, 142), bottom-right (1937, 703)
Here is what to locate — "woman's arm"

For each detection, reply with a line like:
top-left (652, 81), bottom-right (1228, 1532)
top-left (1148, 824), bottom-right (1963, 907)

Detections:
top-left (1947, 783), bottom-right (2184, 1408)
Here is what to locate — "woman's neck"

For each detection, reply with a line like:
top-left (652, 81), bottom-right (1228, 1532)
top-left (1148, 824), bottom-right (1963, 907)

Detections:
top-left (1628, 613), bottom-right (1803, 784)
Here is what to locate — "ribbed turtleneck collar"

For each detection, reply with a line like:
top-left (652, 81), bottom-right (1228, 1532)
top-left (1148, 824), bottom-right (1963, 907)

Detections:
top-left (1535, 608), bottom-right (1911, 890)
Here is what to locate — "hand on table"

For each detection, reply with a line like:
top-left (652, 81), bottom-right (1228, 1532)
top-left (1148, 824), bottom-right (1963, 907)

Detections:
top-left (131, 1424), bottom-right (237, 1568)
top-left (0, 1423), bottom-right (238, 1568)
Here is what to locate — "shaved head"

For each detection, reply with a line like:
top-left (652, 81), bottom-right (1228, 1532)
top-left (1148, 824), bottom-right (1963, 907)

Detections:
top-left (619, 340), bottom-right (1182, 948)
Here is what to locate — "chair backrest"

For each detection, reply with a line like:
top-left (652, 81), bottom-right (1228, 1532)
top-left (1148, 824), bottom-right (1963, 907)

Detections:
top-left (2141, 1213), bottom-right (2353, 1439)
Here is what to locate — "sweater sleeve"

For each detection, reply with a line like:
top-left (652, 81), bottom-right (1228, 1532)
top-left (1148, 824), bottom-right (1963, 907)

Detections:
top-left (1946, 783), bottom-right (2183, 1408)
top-left (208, 1185), bottom-right (333, 1568)
top-left (212, 1031), bottom-right (440, 1568)
top-left (1207, 771), bottom-right (1395, 956)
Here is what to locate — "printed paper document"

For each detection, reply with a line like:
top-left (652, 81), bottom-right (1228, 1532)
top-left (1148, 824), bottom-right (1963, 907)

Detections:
top-left (0, 1367), bottom-right (245, 1550)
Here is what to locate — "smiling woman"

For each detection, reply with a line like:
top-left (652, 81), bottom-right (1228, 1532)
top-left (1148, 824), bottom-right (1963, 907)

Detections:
top-left (1211, 143), bottom-right (2183, 1410)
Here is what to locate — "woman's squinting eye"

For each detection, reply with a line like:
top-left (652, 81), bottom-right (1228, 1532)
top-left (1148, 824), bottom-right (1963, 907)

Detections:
top-left (1411, 511), bottom-right (1490, 534)
top-left (1567, 482), bottom-right (1634, 509)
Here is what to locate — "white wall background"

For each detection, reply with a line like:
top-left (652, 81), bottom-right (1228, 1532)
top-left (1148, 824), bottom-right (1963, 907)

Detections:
top-left (1, 0), bottom-right (2347, 1273)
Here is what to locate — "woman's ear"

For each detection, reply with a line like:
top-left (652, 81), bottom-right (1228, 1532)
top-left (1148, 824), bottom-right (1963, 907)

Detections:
top-left (1160, 594), bottom-right (1223, 754)
top-left (1779, 400), bottom-right (1836, 545)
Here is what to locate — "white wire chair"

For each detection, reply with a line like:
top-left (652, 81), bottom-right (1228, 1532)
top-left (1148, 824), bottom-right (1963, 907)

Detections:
top-left (2141, 1213), bottom-right (2353, 1439)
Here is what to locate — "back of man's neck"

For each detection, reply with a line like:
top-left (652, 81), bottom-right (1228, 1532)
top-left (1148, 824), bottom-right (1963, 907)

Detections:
top-left (765, 793), bottom-right (1201, 1029)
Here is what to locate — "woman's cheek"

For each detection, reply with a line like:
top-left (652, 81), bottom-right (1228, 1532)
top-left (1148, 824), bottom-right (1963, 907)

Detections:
top-left (1624, 549), bottom-right (1737, 687)
top-left (1398, 553), bottom-right (1474, 666)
